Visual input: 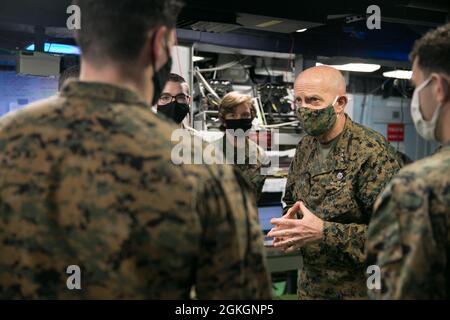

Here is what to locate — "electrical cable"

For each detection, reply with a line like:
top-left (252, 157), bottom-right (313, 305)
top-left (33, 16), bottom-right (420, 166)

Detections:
top-left (194, 67), bottom-right (220, 101)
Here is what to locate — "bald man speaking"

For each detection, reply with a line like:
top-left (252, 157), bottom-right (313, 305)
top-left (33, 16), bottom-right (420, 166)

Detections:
top-left (268, 66), bottom-right (401, 299)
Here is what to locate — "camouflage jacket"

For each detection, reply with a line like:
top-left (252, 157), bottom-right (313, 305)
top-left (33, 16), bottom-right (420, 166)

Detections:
top-left (366, 142), bottom-right (450, 299)
top-left (212, 135), bottom-right (269, 203)
top-left (283, 115), bottom-right (401, 299)
top-left (0, 81), bottom-right (271, 299)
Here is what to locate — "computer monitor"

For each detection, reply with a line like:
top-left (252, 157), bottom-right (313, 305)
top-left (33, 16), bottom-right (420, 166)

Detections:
top-left (258, 205), bottom-right (281, 232)
top-left (258, 204), bottom-right (282, 246)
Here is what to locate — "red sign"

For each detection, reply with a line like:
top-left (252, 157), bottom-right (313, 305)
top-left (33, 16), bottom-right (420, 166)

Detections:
top-left (387, 123), bottom-right (405, 142)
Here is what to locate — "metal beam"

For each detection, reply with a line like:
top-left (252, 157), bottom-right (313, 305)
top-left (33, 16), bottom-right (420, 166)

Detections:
top-left (34, 25), bottom-right (45, 52)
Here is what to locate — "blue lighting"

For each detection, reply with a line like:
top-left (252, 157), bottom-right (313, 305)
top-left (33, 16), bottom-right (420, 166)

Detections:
top-left (26, 43), bottom-right (80, 55)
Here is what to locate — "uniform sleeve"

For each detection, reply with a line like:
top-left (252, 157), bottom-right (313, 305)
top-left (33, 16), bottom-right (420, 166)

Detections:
top-left (248, 148), bottom-right (270, 203)
top-left (282, 144), bottom-right (301, 215)
top-left (254, 149), bottom-right (271, 203)
top-left (366, 175), bottom-right (446, 299)
top-left (322, 147), bottom-right (401, 265)
top-left (249, 165), bottom-right (267, 204)
top-left (321, 221), bottom-right (367, 264)
top-left (236, 163), bottom-right (266, 204)
top-left (193, 166), bottom-right (272, 299)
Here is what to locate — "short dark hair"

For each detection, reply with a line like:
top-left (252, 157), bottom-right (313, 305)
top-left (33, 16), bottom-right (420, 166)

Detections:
top-left (74, 0), bottom-right (184, 63)
top-left (410, 23), bottom-right (450, 76)
top-left (167, 73), bottom-right (190, 95)
top-left (59, 65), bottom-right (80, 91)
top-left (168, 73), bottom-right (186, 83)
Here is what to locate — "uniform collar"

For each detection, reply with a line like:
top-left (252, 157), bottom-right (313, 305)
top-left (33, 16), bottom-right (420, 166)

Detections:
top-left (60, 81), bottom-right (150, 107)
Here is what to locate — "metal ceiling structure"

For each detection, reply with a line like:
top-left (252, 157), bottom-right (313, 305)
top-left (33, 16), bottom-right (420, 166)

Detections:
top-left (0, 0), bottom-right (448, 63)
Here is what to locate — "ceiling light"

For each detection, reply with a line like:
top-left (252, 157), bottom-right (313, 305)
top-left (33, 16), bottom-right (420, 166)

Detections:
top-left (296, 28), bottom-right (308, 32)
top-left (193, 56), bottom-right (205, 62)
top-left (383, 70), bottom-right (412, 80)
top-left (26, 43), bottom-right (80, 55)
top-left (256, 20), bottom-right (283, 28)
top-left (316, 62), bottom-right (380, 72)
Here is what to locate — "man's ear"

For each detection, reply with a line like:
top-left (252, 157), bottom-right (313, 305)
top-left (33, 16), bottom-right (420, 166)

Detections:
top-left (142, 26), bottom-right (171, 71)
top-left (432, 73), bottom-right (450, 105)
top-left (335, 95), bottom-right (348, 114)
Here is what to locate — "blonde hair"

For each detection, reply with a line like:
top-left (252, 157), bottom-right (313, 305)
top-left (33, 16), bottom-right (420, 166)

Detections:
top-left (218, 92), bottom-right (256, 131)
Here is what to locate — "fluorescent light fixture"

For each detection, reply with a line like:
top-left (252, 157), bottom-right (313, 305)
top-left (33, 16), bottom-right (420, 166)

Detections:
top-left (316, 62), bottom-right (380, 72)
top-left (193, 56), bottom-right (205, 62)
top-left (383, 70), bottom-right (412, 80)
top-left (25, 43), bottom-right (80, 55)
top-left (256, 20), bottom-right (283, 28)
top-left (296, 28), bottom-right (308, 32)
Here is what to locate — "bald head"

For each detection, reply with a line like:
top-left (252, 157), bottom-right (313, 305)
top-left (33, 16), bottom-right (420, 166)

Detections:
top-left (296, 66), bottom-right (346, 95)
top-left (294, 66), bottom-right (347, 111)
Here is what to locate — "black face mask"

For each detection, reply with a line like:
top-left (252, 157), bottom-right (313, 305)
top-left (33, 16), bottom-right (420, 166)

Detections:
top-left (151, 40), bottom-right (172, 106)
top-left (157, 101), bottom-right (190, 124)
top-left (224, 118), bottom-right (253, 132)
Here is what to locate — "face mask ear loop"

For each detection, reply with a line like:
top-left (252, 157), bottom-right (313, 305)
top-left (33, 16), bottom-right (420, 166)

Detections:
top-left (332, 95), bottom-right (342, 116)
top-left (161, 33), bottom-right (171, 68)
top-left (416, 77), bottom-right (433, 119)
top-left (151, 31), bottom-right (170, 74)
top-left (150, 32), bottom-right (158, 74)
top-left (417, 77), bottom-right (432, 92)
top-left (332, 95), bottom-right (339, 106)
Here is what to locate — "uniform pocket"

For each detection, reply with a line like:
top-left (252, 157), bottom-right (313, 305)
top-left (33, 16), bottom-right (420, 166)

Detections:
top-left (323, 169), bottom-right (348, 196)
top-left (321, 184), bottom-right (360, 223)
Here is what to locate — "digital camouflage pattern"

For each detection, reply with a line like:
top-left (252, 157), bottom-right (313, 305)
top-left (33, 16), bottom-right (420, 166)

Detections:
top-left (283, 115), bottom-right (401, 299)
top-left (212, 135), bottom-right (269, 203)
top-left (296, 104), bottom-right (337, 137)
top-left (366, 142), bottom-right (450, 299)
top-left (0, 81), bottom-right (272, 299)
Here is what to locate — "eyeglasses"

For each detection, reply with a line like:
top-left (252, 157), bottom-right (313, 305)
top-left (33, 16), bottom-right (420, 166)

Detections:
top-left (158, 93), bottom-right (189, 105)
